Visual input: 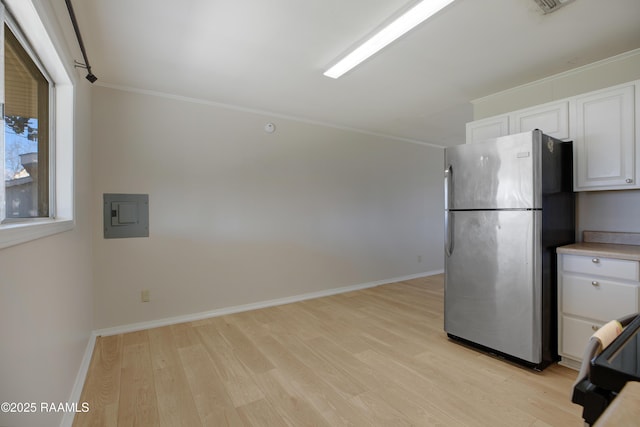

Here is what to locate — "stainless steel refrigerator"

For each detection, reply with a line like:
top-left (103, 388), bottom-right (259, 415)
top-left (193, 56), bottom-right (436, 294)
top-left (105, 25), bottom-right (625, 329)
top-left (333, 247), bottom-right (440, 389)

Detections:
top-left (444, 130), bottom-right (575, 369)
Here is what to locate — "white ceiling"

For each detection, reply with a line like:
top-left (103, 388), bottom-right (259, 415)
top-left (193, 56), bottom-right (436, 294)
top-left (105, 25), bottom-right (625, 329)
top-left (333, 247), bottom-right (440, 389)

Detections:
top-left (57, 0), bottom-right (640, 147)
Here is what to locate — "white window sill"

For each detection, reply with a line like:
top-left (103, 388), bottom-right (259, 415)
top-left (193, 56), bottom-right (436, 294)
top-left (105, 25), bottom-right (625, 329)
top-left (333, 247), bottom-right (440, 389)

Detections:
top-left (0, 219), bottom-right (74, 250)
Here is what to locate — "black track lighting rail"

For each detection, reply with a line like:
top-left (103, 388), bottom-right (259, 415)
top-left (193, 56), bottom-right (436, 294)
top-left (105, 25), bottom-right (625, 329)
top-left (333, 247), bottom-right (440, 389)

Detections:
top-left (64, 0), bottom-right (97, 83)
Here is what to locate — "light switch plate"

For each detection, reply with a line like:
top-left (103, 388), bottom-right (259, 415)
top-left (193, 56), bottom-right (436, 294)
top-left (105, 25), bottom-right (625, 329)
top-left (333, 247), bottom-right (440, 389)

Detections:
top-left (103, 193), bottom-right (149, 239)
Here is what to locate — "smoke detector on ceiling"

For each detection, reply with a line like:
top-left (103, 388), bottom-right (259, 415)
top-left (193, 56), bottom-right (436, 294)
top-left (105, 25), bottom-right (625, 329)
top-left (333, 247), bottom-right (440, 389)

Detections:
top-left (533, 0), bottom-right (575, 14)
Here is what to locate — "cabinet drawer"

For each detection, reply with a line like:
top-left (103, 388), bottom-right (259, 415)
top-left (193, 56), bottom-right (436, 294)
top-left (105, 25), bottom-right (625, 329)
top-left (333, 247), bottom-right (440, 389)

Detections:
top-left (561, 316), bottom-right (603, 360)
top-left (562, 275), bottom-right (638, 321)
top-left (562, 254), bottom-right (639, 281)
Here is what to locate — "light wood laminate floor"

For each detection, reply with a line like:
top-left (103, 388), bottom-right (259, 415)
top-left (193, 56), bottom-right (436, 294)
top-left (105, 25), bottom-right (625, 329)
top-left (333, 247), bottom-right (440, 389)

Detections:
top-left (73, 275), bottom-right (583, 426)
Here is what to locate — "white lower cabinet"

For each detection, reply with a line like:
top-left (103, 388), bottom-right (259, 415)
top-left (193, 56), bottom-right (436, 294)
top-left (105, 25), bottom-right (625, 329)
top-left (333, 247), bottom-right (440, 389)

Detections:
top-left (561, 316), bottom-right (603, 361)
top-left (558, 253), bottom-right (640, 369)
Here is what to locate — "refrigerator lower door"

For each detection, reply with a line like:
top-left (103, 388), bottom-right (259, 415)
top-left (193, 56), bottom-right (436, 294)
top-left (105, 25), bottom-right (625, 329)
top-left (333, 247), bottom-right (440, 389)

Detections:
top-left (444, 209), bottom-right (542, 363)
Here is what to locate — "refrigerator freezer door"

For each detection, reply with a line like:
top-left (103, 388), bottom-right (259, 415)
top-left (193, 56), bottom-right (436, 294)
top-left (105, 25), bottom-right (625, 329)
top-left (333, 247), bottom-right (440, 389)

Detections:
top-left (444, 209), bottom-right (542, 363)
top-left (445, 131), bottom-right (541, 210)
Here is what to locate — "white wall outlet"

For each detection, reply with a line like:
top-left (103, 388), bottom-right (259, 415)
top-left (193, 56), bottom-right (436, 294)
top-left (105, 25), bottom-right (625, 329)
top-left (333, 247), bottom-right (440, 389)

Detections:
top-left (141, 289), bottom-right (150, 302)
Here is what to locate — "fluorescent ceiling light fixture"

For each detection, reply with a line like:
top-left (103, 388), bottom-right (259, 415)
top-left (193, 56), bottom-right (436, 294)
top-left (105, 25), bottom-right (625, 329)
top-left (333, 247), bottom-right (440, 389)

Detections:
top-left (324, 0), bottom-right (455, 79)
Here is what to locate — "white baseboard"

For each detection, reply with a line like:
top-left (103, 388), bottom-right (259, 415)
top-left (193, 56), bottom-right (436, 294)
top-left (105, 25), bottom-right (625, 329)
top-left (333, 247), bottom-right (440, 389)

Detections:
top-left (60, 331), bottom-right (98, 427)
top-left (95, 269), bottom-right (443, 337)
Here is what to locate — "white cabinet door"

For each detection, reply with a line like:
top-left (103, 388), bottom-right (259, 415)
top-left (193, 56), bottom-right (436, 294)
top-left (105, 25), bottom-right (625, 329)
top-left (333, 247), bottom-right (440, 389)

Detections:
top-left (511, 101), bottom-right (569, 140)
top-left (561, 316), bottom-right (603, 361)
top-left (572, 84), bottom-right (637, 191)
top-left (466, 102), bottom-right (569, 144)
top-left (465, 115), bottom-right (508, 144)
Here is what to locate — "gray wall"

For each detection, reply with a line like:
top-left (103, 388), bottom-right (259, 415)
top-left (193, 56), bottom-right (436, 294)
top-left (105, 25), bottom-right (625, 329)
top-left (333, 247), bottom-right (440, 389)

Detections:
top-left (92, 86), bottom-right (444, 329)
top-left (473, 50), bottom-right (640, 120)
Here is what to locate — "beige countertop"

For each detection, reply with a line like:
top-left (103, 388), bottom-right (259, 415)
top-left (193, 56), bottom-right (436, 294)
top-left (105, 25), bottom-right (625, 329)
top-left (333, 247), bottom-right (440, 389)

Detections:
top-left (557, 242), bottom-right (640, 261)
top-left (594, 381), bottom-right (640, 426)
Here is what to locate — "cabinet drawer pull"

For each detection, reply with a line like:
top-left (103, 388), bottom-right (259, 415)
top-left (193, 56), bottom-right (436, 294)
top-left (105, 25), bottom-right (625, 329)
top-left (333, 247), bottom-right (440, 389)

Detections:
top-left (591, 281), bottom-right (600, 286)
top-left (626, 178), bottom-right (633, 183)
top-left (592, 325), bottom-right (599, 331)
top-left (592, 258), bottom-right (600, 263)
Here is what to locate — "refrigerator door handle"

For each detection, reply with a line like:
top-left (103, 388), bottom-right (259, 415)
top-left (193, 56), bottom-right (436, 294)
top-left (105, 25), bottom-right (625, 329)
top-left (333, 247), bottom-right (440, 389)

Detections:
top-left (444, 165), bottom-right (454, 256)
top-left (444, 211), bottom-right (453, 257)
top-left (444, 165), bottom-right (452, 209)
top-left (445, 211), bottom-right (454, 257)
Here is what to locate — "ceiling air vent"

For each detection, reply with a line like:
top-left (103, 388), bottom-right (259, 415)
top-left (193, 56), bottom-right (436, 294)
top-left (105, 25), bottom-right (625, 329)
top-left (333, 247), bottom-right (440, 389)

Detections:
top-left (533, 0), bottom-right (575, 14)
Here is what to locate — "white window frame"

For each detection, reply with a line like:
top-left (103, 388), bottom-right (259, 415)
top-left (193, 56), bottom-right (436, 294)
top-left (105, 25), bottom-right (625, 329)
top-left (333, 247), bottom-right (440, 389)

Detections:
top-left (0, 0), bottom-right (74, 250)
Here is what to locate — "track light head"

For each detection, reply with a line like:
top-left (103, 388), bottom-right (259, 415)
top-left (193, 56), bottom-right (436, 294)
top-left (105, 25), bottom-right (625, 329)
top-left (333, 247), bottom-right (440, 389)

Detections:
top-left (74, 61), bottom-right (97, 83)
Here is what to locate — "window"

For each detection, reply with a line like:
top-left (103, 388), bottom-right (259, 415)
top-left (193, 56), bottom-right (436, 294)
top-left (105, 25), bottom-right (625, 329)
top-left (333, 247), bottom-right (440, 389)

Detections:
top-left (0, 1), bottom-right (75, 249)
top-left (3, 22), bottom-right (50, 220)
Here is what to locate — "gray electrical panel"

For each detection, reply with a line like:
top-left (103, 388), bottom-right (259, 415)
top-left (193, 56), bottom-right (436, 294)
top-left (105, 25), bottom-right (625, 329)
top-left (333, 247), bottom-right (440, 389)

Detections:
top-left (103, 193), bottom-right (149, 239)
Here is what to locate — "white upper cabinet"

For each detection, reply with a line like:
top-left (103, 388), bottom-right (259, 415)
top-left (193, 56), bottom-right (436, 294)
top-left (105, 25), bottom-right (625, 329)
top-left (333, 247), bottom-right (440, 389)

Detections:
top-left (466, 100), bottom-right (569, 144)
top-left (465, 115), bottom-right (509, 144)
top-left (511, 100), bottom-right (569, 140)
top-left (572, 83), bottom-right (637, 191)
top-left (465, 80), bottom-right (639, 191)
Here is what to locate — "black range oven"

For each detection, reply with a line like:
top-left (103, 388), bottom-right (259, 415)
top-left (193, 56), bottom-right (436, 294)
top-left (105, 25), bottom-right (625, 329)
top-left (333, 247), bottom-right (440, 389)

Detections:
top-left (572, 314), bottom-right (640, 425)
